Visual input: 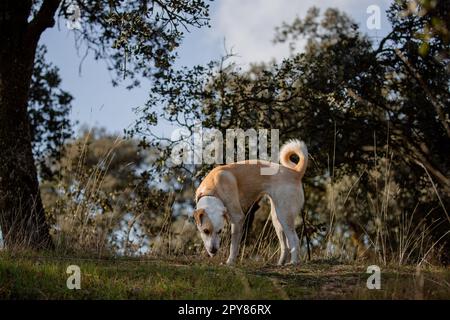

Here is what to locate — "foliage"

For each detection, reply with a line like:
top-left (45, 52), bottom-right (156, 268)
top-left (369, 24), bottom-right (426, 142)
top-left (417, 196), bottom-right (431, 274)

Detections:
top-left (29, 45), bottom-right (73, 180)
top-left (41, 128), bottom-right (170, 255)
top-left (130, 1), bottom-right (450, 263)
top-left (50, 0), bottom-right (211, 88)
top-left (0, 0), bottom-right (211, 249)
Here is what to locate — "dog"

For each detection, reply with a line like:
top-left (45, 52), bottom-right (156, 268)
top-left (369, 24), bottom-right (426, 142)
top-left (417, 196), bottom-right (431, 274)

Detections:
top-left (193, 139), bottom-right (308, 265)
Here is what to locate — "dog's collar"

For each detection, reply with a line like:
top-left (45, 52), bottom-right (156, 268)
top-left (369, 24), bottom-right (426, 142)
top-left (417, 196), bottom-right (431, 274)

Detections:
top-left (196, 194), bottom-right (217, 204)
top-left (195, 193), bottom-right (204, 204)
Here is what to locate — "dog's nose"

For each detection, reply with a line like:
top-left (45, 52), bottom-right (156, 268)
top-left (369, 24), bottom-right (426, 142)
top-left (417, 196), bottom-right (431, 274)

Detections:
top-left (209, 247), bottom-right (217, 255)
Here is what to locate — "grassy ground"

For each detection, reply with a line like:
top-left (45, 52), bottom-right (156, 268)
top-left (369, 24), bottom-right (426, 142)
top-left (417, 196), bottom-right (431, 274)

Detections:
top-left (0, 251), bottom-right (449, 299)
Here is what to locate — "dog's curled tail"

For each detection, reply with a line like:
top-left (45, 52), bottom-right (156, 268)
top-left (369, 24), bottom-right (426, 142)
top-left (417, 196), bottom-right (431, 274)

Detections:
top-left (280, 139), bottom-right (308, 177)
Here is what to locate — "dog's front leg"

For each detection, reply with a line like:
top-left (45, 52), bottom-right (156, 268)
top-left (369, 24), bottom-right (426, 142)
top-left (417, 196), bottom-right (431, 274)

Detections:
top-left (226, 219), bottom-right (243, 265)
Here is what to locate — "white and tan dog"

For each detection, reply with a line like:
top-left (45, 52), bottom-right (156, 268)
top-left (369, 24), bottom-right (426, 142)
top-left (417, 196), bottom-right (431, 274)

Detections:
top-left (193, 139), bottom-right (308, 265)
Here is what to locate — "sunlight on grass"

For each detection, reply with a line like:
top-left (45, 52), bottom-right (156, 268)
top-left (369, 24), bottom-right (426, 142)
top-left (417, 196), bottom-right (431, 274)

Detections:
top-left (1, 252), bottom-right (449, 299)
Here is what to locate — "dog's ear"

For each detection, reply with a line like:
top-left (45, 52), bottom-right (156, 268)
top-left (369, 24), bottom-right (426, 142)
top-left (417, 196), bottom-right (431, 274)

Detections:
top-left (193, 208), bottom-right (206, 226)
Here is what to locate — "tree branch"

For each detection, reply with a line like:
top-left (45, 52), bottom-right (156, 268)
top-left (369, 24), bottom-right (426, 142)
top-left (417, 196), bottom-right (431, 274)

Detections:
top-left (27, 0), bottom-right (62, 43)
top-left (394, 48), bottom-right (450, 138)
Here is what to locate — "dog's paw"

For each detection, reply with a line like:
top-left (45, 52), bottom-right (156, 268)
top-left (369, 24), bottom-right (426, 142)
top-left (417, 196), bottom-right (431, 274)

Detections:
top-left (226, 259), bottom-right (236, 266)
top-left (277, 260), bottom-right (286, 266)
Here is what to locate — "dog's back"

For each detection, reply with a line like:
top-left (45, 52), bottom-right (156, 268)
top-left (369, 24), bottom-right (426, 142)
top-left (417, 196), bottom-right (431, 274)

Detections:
top-left (196, 160), bottom-right (303, 213)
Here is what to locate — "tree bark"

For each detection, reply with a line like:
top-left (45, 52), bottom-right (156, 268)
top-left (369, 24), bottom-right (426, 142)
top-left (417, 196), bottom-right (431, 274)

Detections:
top-left (0, 1), bottom-right (54, 249)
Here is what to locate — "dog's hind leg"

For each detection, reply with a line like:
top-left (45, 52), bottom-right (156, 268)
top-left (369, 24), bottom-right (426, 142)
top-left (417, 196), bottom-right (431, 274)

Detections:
top-left (281, 218), bottom-right (300, 265)
top-left (272, 199), bottom-right (300, 265)
top-left (269, 198), bottom-right (288, 265)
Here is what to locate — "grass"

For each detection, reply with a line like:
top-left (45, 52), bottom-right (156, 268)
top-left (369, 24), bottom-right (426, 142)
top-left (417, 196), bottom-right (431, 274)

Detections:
top-left (1, 251), bottom-right (449, 299)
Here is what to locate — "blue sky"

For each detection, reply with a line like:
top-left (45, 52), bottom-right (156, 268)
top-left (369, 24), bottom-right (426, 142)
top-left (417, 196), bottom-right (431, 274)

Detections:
top-left (39, 0), bottom-right (392, 138)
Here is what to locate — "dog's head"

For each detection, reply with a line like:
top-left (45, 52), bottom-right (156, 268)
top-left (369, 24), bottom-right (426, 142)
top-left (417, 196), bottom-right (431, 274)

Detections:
top-left (193, 197), bottom-right (229, 256)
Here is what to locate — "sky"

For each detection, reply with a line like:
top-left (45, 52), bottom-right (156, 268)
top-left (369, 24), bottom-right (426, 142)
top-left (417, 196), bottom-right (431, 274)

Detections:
top-left (40, 0), bottom-right (393, 138)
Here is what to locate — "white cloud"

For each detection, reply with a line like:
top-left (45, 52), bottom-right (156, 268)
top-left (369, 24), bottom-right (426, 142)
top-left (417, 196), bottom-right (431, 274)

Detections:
top-left (208, 0), bottom-right (393, 65)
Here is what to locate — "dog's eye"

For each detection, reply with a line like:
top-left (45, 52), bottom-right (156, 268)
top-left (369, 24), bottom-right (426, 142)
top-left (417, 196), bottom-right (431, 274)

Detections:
top-left (203, 229), bottom-right (210, 235)
top-left (217, 229), bottom-right (222, 235)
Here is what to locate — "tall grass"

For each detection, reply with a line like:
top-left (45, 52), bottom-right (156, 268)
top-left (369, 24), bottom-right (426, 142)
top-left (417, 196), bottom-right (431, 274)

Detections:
top-left (320, 148), bottom-right (448, 266)
top-left (47, 130), bottom-right (125, 256)
top-left (29, 129), bottom-right (449, 268)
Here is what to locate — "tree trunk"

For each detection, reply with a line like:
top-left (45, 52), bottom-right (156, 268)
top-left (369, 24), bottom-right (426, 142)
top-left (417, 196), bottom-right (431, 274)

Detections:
top-left (0, 1), bottom-right (53, 249)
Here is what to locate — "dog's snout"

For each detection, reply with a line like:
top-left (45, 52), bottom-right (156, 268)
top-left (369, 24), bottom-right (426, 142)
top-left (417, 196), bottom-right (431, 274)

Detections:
top-left (209, 247), bottom-right (217, 255)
